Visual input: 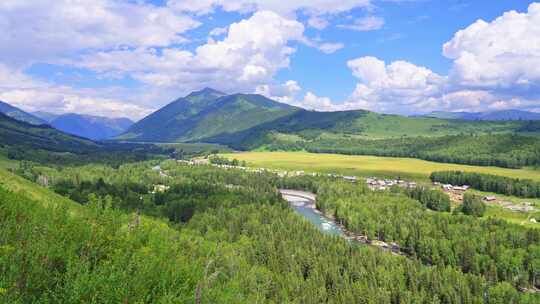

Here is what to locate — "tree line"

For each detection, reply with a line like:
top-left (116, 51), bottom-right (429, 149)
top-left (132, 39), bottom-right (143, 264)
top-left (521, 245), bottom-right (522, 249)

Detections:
top-left (431, 171), bottom-right (540, 198)
top-left (261, 133), bottom-right (540, 169)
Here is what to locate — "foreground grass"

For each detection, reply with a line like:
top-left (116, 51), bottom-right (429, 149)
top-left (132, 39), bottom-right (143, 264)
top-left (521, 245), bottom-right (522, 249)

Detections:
top-left (222, 151), bottom-right (540, 181)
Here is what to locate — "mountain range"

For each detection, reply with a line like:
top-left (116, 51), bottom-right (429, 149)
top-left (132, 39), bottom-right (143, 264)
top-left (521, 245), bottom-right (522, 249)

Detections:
top-left (118, 88), bottom-right (539, 149)
top-left (0, 101), bottom-right (134, 141)
top-left (33, 112), bottom-right (133, 140)
top-left (2, 90), bottom-right (539, 152)
top-left (424, 110), bottom-right (540, 121)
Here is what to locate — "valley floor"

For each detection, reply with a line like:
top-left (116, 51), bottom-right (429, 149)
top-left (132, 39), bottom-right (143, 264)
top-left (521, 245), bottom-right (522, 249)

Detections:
top-left (223, 151), bottom-right (540, 182)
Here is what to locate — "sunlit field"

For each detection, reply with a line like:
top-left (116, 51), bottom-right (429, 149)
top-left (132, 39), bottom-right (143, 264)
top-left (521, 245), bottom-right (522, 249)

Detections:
top-left (222, 151), bottom-right (540, 181)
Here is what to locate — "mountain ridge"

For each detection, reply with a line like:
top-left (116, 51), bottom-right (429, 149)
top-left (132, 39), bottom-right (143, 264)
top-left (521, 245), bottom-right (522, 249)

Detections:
top-left (116, 88), bottom-right (540, 152)
top-left (425, 110), bottom-right (540, 121)
top-left (0, 100), bottom-right (46, 125)
top-left (118, 89), bottom-right (299, 142)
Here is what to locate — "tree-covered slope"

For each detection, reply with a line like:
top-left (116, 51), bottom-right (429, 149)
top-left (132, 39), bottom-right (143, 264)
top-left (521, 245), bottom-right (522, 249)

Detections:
top-left (119, 88), bottom-right (227, 142)
top-left (0, 100), bottom-right (46, 125)
top-left (202, 108), bottom-right (537, 150)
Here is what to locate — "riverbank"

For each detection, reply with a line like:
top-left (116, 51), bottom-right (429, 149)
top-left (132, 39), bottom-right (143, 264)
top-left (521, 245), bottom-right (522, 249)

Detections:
top-left (279, 189), bottom-right (403, 256)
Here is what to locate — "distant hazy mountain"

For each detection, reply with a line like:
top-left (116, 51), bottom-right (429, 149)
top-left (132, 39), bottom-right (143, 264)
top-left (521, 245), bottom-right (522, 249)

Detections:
top-left (33, 111), bottom-right (60, 123)
top-left (118, 88), bottom-right (299, 142)
top-left (425, 110), bottom-right (540, 121)
top-left (45, 113), bottom-right (134, 140)
top-left (0, 112), bottom-right (98, 152)
top-left (0, 100), bottom-right (46, 125)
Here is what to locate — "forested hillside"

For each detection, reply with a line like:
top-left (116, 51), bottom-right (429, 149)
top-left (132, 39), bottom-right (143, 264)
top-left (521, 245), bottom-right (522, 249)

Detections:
top-left (0, 112), bottom-right (98, 153)
top-left (6, 159), bottom-right (539, 301)
top-left (119, 88), bottom-right (298, 142)
top-left (0, 112), bottom-right (167, 166)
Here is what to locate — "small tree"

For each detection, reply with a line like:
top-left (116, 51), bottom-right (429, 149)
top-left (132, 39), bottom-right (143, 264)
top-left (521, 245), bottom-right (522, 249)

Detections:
top-left (461, 193), bottom-right (486, 217)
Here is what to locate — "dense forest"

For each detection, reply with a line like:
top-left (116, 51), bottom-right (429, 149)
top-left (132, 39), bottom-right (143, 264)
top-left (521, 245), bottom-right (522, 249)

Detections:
top-left (315, 181), bottom-right (540, 290)
top-left (2, 160), bottom-right (539, 303)
top-left (431, 171), bottom-right (540, 198)
top-left (260, 133), bottom-right (540, 169)
top-left (403, 186), bottom-right (452, 212)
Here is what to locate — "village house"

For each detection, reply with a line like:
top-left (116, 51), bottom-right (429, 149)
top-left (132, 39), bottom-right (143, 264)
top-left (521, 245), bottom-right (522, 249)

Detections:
top-left (453, 185), bottom-right (469, 192)
top-left (151, 184), bottom-right (170, 194)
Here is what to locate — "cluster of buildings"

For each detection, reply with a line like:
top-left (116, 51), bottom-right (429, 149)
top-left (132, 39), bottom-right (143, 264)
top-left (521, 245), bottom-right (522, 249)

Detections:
top-left (178, 158), bottom-right (363, 182)
top-left (433, 180), bottom-right (538, 214)
top-left (436, 183), bottom-right (470, 192)
top-left (365, 178), bottom-right (417, 191)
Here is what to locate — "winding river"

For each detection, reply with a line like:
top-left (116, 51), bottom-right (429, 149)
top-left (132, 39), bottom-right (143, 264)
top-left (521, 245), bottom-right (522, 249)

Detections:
top-left (279, 189), bottom-right (346, 238)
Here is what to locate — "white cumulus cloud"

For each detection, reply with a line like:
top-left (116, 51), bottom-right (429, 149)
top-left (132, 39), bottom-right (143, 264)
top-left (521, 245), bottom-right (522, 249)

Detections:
top-left (338, 16), bottom-right (385, 31)
top-left (65, 11), bottom-right (305, 98)
top-left (345, 3), bottom-right (540, 114)
top-left (443, 3), bottom-right (540, 94)
top-left (0, 0), bottom-right (200, 68)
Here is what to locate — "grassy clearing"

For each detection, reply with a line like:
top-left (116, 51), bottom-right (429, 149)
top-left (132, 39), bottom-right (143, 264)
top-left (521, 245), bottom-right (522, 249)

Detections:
top-left (222, 151), bottom-right (540, 181)
top-left (485, 206), bottom-right (539, 228)
top-left (0, 156), bottom-right (17, 170)
top-left (467, 189), bottom-right (540, 228)
top-left (468, 189), bottom-right (540, 207)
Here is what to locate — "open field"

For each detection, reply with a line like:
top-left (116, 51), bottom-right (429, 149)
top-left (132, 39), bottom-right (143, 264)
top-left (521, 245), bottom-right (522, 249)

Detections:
top-left (485, 205), bottom-right (539, 229)
top-left (222, 151), bottom-right (540, 181)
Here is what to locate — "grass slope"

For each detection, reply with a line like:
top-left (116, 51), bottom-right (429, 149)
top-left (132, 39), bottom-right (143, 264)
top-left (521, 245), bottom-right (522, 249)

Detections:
top-left (0, 168), bottom-right (81, 211)
top-left (223, 151), bottom-right (540, 181)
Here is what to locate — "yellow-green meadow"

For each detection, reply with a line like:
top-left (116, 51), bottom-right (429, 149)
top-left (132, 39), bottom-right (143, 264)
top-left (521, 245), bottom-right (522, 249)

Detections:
top-left (222, 151), bottom-right (540, 181)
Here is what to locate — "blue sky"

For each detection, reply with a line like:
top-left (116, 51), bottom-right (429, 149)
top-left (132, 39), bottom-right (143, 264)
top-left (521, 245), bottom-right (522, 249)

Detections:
top-left (278, 0), bottom-right (536, 101)
top-left (0, 0), bottom-right (539, 119)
